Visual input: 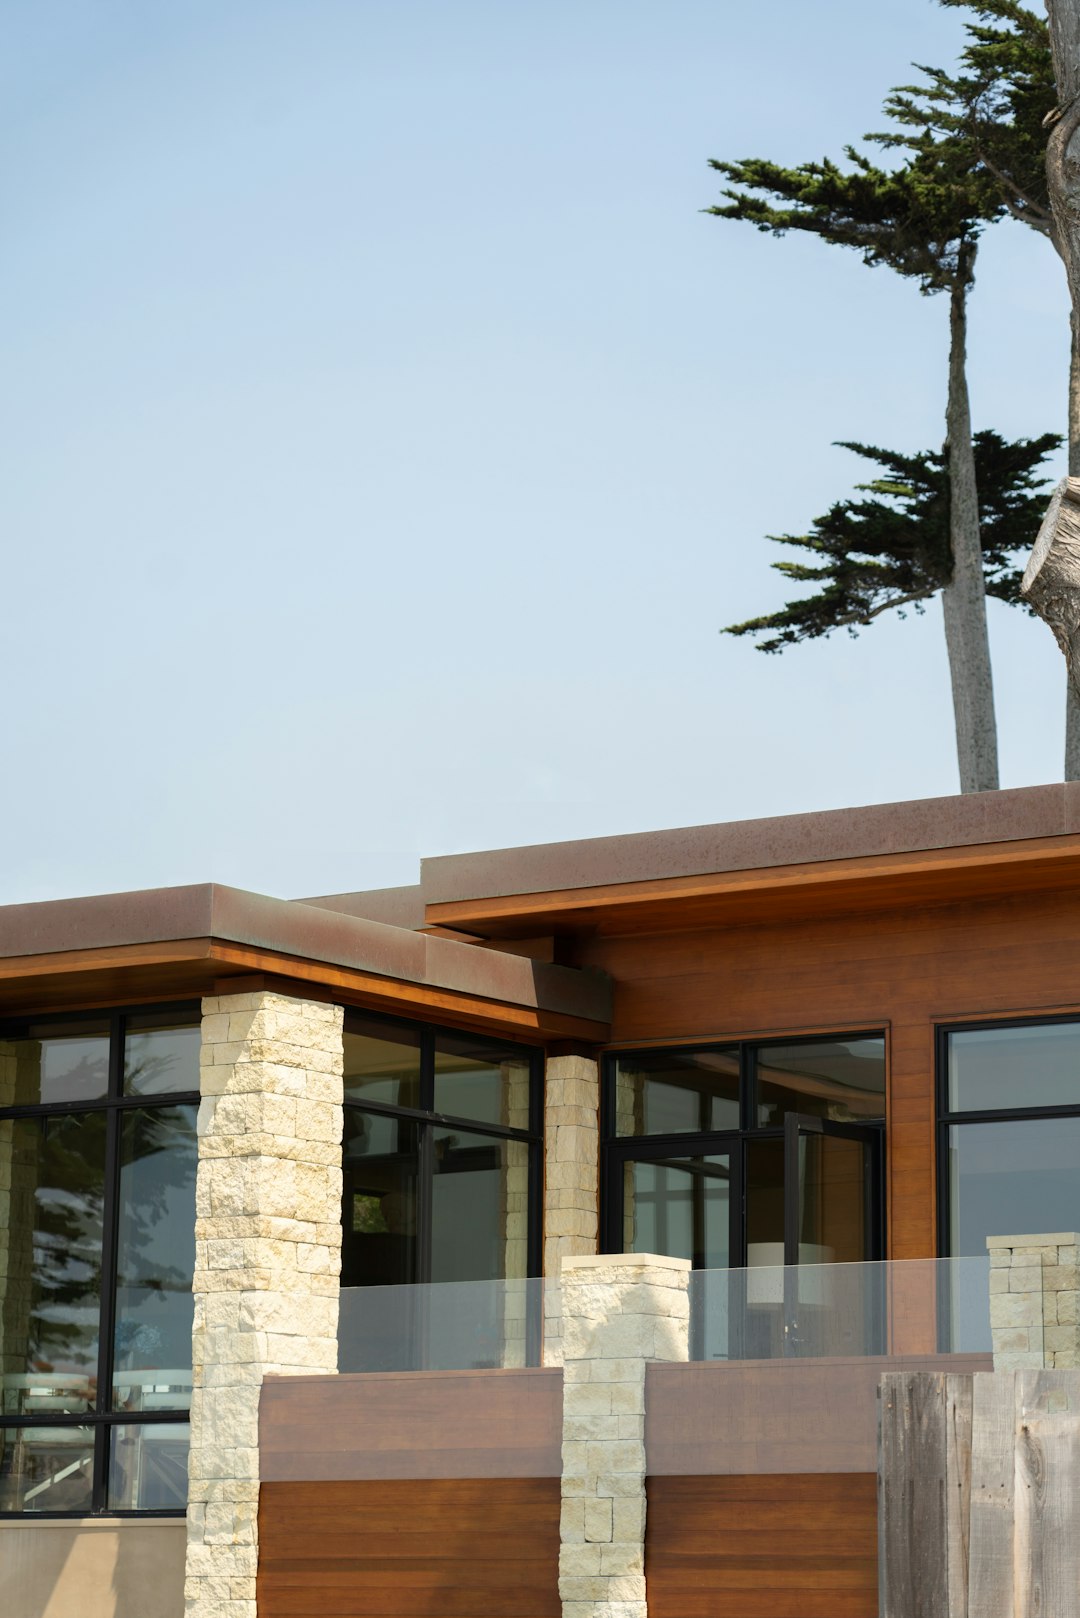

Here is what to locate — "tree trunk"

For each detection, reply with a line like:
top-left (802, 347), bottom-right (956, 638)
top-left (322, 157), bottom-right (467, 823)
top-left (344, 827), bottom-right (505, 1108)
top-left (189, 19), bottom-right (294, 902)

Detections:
top-left (1064, 312), bottom-right (1080, 777)
top-left (941, 247), bottom-right (1000, 793)
top-left (1023, 477), bottom-right (1080, 699)
top-left (1038, 3), bottom-right (1080, 771)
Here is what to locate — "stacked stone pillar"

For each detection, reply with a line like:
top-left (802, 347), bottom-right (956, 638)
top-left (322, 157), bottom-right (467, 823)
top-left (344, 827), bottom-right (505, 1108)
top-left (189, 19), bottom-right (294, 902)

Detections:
top-left (988, 1232), bottom-right (1080, 1371)
top-left (543, 1056), bottom-right (600, 1366)
top-left (558, 1253), bottom-right (691, 1618)
top-left (185, 991), bottom-right (344, 1618)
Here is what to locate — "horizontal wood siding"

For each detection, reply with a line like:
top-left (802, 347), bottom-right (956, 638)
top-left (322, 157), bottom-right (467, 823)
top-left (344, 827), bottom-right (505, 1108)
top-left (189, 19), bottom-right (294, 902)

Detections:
top-left (645, 1473), bottom-right (878, 1618)
top-left (574, 885), bottom-right (1080, 1258)
top-left (645, 1354), bottom-right (992, 1476)
top-left (258, 1478), bottom-right (561, 1618)
top-left (257, 1371), bottom-right (562, 1618)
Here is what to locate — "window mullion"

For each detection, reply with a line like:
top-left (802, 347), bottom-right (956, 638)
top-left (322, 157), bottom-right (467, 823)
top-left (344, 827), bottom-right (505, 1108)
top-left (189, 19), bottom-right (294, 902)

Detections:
top-left (92, 1019), bottom-right (124, 1511)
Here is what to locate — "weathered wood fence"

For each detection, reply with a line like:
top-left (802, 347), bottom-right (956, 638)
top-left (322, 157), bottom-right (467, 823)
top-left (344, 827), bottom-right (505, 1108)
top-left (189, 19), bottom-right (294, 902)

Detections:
top-left (879, 1370), bottom-right (1080, 1617)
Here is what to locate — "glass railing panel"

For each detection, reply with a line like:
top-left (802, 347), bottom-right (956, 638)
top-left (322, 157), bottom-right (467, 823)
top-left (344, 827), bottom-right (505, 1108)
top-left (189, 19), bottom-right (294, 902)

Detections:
top-left (338, 1278), bottom-right (544, 1372)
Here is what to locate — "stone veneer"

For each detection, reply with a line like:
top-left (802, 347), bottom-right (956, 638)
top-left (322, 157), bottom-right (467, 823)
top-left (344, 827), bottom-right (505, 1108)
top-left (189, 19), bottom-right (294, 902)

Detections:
top-left (185, 991), bottom-right (344, 1618)
top-left (988, 1232), bottom-right (1080, 1371)
top-left (558, 1253), bottom-right (691, 1618)
top-left (543, 1056), bottom-right (600, 1366)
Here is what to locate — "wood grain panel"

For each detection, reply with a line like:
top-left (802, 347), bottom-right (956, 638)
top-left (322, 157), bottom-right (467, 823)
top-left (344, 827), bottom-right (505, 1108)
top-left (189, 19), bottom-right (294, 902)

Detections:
top-left (258, 1478), bottom-right (560, 1618)
top-left (260, 1369), bottom-right (562, 1481)
top-left (645, 1355), bottom-right (991, 1476)
top-left (575, 884), bottom-right (1080, 1258)
top-left (645, 1473), bottom-right (878, 1618)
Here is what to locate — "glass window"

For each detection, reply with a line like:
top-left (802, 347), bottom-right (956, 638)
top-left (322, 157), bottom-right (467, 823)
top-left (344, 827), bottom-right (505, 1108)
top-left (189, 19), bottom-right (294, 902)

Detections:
top-left (433, 1035), bottom-right (532, 1129)
top-left (755, 1038), bottom-right (885, 1127)
top-left (947, 1117), bottom-right (1080, 1257)
top-left (431, 1127), bottom-right (531, 1282)
top-left (112, 1106), bottom-right (197, 1405)
top-left (343, 1021), bottom-right (422, 1109)
top-left (0, 1006), bottom-right (196, 1516)
top-left (108, 1423), bottom-right (189, 1511)
top-left (8, 1022), bottom-right (110, 1106)
top-left (2, 1113), bottom-right (107, 1410)
top-left (123, 1016), bottom-right (199, 1098)
top-left (339, 1013), bottom-right (540, 1299)
top-left (621, 1154), bottom-right (733, 1269)
top-left (0, 1426), bottom-right (95, 1513)
top-left (947, 1023), bottom-right (1080, 1113)
top-left (611, 1049), bottom-right (740, 1135)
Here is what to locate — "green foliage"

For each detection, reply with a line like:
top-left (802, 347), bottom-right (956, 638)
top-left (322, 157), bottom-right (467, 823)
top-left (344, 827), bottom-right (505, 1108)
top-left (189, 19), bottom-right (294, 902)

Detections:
top-left (724, 432), bottom-right (1060, 654)
top-left (708, 136), bottom-right (1001, 295)
top-left (881, 2), bottom-right (1055, 237)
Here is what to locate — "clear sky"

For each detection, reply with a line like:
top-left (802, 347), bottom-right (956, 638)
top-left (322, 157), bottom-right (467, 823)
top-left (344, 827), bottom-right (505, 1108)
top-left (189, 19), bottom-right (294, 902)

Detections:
top-left (1, 0), bottom-right (1071, 904)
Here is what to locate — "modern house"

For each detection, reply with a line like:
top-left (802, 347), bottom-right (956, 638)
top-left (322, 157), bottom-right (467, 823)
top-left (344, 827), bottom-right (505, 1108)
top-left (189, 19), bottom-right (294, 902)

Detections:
top-left (5, 781), bottom-right (1080, 1618)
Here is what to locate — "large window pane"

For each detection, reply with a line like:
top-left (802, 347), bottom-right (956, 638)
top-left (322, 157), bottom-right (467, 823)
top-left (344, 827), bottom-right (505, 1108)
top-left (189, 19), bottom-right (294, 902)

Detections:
top-left (755, 1038), bottom-right (885, 1127)
top-left (123, 1016), bottom-right (199, 1098)
top-left (947, 1023), bottom-right (1080, 1113)
top-left (108, 1423), bottom-right (188, 1511)
top-left (112, 1106), bottom-right (197, 1408)
top-left (433, 1035), bottom-right (532, 1129)
top-left (4, 1023), bottom-right (110, 1106)
top-left (341, 1110), bottom-right (419, 1287)
top-left (0, 1426), bottom-right (95, 1512)
top-left (612, 1050), bottom-right (740, 1136)
top-left (1, 1113), bottom-right (106, 1413)
top-left (949, 1117), bottom-right (1080, 1256)
top-left (745, 1137), bottom-right (785, 1264)
top-left (343, 1022), bottom-right (421, 1109)
top-left (621, 1155), bottom-right (732, 1268)
top-left (431, 1126), bottom-right (530, 1282)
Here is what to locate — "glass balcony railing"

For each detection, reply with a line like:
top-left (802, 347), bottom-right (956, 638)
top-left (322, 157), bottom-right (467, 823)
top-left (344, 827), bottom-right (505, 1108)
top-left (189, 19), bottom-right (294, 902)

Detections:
top-left (336, 1257), bottom-right (993, 1372)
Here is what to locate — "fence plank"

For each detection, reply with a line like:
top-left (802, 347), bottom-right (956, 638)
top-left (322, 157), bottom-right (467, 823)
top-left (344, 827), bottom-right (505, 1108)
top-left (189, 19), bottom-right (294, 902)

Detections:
top-left (1014, 1370), bottom-right (1080, 1618)
top-left (968, 1373), bottom-right (1015, 1618)
top-left (945, 1375), bottom-right (972, 1618)
top-left (879, 1372), bottom-right (949, 1617)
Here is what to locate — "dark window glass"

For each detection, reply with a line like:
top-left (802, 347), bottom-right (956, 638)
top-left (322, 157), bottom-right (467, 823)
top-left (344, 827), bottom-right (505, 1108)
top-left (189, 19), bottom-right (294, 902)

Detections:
top-left (343, 1022), bottom-right (421, 1109)
top-left (431, 1126), bottom-right (531, 1282)
top-left (341, 1111), bottom-right (419, 1287)
top-left (755, 1038), bottom-right (885, 1127)
top-left (612, 1049), bottom-right (740, 1136)
top-left (108, 1423), bottom-right (189, 1511)
top-left (432, 1035), bottom-right (531, 1129)
top-left (7, 1024), bottom-right (110, 1106)
top-left (796, 1132), bottom-right (871, 1265)
top-left (745, 1137), bottom-right (785, 1266)
top-left (947, 1023), bottom-right (1080, 1113)
top-left (1, 1113), bottom-right (107, 1411)
top-left (948, 1117), bottom-right (1080, 1257)
top-left (0, 1426), bottom-right (95, 1513)
top-left (123, 1016), bottom-right (199, 1097)
top-left (620, 1154), bottom-right (732, 1268)
top-left (112, 1106), bottom-right (197, 1407)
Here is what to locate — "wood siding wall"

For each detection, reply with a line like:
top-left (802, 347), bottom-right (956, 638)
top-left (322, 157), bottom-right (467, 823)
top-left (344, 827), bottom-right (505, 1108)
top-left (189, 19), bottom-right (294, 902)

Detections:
top-left (645, 1474), bottom-right (878, 1618)
top-left (572, 885), bottom-right (1080, 1258)
top-left (257, 1370), bottom-right (561, 1618)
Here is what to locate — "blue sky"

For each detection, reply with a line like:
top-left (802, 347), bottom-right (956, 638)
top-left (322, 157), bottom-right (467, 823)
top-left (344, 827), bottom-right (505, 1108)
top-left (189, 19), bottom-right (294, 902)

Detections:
top-left (1, 1), bottom-right (1071, 903)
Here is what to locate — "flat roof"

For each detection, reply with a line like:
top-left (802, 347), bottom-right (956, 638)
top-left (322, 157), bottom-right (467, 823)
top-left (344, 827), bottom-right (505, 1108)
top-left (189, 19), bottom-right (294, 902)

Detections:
top-left (420, 783), bottom-right (1080, 905)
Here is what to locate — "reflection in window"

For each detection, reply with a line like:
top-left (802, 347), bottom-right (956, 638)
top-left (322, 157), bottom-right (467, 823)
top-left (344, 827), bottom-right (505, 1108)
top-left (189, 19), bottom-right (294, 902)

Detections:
top-left (756, 1038), bottom-right (885, 1126)
top-left (108, 1424), bottom-right (189, 1511)
top-left (0, 1007), bottom-right (198, 1515)
top-left (343, 1022), bottom-right (421, 1109)
top-left (612, 1050), bottom-right (740, 1136)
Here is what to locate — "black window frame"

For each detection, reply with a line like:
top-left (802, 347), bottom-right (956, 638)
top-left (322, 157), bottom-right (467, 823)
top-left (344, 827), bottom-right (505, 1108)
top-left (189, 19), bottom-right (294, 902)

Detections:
top-left (341, 1008), bottom-right (544, 1285)
top-left (0, 1001), bottom-right (200, 1519)
top-left (601, 1031), bottom-right (887, 1265)
top-left (936, 1012), bottom-right (1080, 1257)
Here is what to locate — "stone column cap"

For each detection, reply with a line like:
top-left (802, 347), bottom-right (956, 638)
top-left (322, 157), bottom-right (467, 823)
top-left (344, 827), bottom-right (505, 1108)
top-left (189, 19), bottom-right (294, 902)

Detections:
top-left (560, 1252), bottom-right (692, 1275)
top-left (986, 1232), bottom-right (1080, 1249)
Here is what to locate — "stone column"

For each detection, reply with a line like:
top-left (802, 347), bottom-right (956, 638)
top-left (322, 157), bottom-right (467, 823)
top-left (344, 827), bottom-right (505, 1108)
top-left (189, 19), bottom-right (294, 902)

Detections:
top-left (558, 1253), bottom-right (690, 1618)
top-left (185, 991), bottom-right (344, 1618)
top-left (987, 1232), bottom-right (1080, 1371)
top-left (543, 1056), bottom-right (600, 1367)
